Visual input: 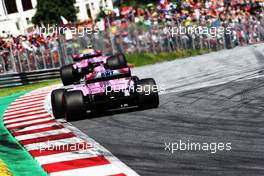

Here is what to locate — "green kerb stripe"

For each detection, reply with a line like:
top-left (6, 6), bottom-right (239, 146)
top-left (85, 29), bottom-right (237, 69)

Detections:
top-left (0, 91), bottom-right (49, 176)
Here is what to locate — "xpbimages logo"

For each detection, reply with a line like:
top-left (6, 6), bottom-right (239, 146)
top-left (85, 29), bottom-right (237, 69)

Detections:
top-left (165, 25), bottom-right (232, 38)
top-left (164, 140), bottom-right (232, 154)
top-left (33, 24), bottom-right (100, 37)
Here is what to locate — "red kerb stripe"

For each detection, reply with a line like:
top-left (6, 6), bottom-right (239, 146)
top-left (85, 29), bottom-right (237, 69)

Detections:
top-left (108, 174), bottom-right (127, 176)
top-left (20, 132), bottom-right (76, 145)
top-left (15, 95), bottom-right (46, 102)
top-left (42, 156), bottom-right (110, 173)
top-left (12, 97), bottom-right (45, 104)
top-left (13, 125), bottom-right (64, 136)
top-left (5, 104), bottom-right (44, 113)
top-left (7, 119), bottom-right (56, 131)
top-left (4, 110), bottom-right (47, 119)
top-left (30, 142), bottom-right (93, 157)
top-left (4, 114), bottom-right (51, 126)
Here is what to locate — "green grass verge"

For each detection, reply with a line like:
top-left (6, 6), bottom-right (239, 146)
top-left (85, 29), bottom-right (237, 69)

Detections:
top-left (126, 49), bottom-right (210, 67)
top-left (0, 79), bottom-right (61, 97)
top-left (0, 92), bottom-right (49, 176)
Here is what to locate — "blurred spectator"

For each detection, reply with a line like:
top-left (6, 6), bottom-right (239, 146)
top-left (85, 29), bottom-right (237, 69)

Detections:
top-left (0, 0), bottom-right (263, 73)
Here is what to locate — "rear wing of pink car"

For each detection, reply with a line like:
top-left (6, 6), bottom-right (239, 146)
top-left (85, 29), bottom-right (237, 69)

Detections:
top-left (72, 50), bottom-right (102, 61)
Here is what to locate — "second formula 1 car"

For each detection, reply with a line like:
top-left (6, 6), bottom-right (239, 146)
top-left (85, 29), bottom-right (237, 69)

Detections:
top-left (60, 49), bottom-right (127, 86)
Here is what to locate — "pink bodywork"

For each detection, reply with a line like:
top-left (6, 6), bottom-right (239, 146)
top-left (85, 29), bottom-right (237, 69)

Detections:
top-left (70, 51), bottom-right (134, 96)
top-left (72, 56), bottom-right (109, 70)
top-left (73, 77), bottom-right (134, 96)
top-left (72, 64), bottom-right (134, 96)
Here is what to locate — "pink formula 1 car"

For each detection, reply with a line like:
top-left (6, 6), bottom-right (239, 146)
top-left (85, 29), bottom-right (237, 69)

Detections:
top-left (51, 53), bottom-right (159, 122)
top-left (60, 49), bottom-right (127, 86)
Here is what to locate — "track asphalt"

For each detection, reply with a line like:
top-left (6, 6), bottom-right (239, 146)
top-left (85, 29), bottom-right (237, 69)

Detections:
top-left (71, 44), bottom-right (264, 176)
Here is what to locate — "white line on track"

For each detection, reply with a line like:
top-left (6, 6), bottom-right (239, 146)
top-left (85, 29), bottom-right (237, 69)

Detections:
top-left (20, 91), bottom-right (51, 98)
top-left (15, 128), bottom-right (72, 141)
top-left (6, 117), bottom-right (53, 128)
top-left (13, 122), bottom-right (61, 133)
top-left (63, 120), bottom-right (139, 176)
top-left (11, 97), bottom-right (46, 105)
top-left (15, 95), bottom-right (46, 102)
top-left (49, 164), bottom-right (127, 176)
top-left (9, 101), bottom-right (44, 109)
top-left (35, 149), bottom-right (98, 165)
top-left (24, 137), bottom-right (84, 151)
top-left (4, 113), bottom-right (50, 124)
top-left (4, 106), bottom-right (45, 117)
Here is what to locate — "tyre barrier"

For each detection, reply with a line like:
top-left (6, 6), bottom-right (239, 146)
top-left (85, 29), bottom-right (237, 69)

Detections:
top-left (0, 69), bottom-right (60, 88)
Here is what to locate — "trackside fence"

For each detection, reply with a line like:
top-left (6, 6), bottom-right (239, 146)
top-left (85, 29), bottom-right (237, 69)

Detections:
top-left (0, 68), bottom-right (60, 88)
top-left (0, 18), bottom-right (263, 87)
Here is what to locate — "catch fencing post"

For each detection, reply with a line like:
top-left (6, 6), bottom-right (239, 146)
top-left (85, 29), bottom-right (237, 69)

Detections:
top-left (0, 56), bottom-right (6, 73)
top-left (223, 35), bottom-right (226, 49)
top-left (17, 55), bottom-right (23, 72)
top-left (24, 51), bottom-right (31, 71)
top-left (56, 50), bottom-right (62, 67)
top-left (191, 35), bottom-right (195, 50)
top-left (41, 51), bottom-right (47, 69)
top-left (207, 35), bottom-right (211, 49)
top-left (9, 46), bottom-right (17, 72)
top-left (49, 49), bottom-right (55, 68)
top-left (32, 50), bottom-right (38, 70)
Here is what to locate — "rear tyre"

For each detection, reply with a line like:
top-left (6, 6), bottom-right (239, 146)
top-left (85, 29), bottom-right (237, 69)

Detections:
top-left (64, 90), bottom-right (86, 122)
top-left (107, 53), bottom-right (128, 70)
top-left (51, 89), bottom-right (66, 119)
top-left (129, 76), bottom-right (140, 105)
top-left (60, 64), bottom-right (76, 86)
top-left (136, 78), bottom-right (159, 109)
top-left (132, 76), bottom-right (139, 82)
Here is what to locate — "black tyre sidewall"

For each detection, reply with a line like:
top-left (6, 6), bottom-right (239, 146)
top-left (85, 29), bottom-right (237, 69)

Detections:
top-left (51, 89), bottom-right (66, 119)
top-left (64, 90), bottom-right (86, 121)
top-left (117, 53), bottom-right (127, 68)
top-left (60, 64), bottom-right (76, 86)
top-left (107, 53), bottom-right (128, 70)
top-left (132, 76), bottom-right (139, 82)
top-left (136, 78), bottom-right (159, 109)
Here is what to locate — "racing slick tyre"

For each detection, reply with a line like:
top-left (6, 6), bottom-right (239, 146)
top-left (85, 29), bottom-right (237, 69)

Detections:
top-left (107, 53), bottom-right (128, 70)
top-left (132, 76), bottom-right (139, 82)
top-left (51, 89), bottom-right (66, 119)
top-left (64, 90), bottom-right (86, 122)
top-left (60, 64), bottom-right (77, 86)
top-left (136, 78), bottom-right (159, 109)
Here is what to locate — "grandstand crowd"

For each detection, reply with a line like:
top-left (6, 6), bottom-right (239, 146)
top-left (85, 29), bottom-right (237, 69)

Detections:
top-left (0, 0), bottom-right (263, 72)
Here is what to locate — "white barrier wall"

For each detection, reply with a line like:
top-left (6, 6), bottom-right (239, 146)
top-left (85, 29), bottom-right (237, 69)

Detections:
top-left (0, 19), bottom-right (20, 36)
top-left (0, 0), bottom-right (113, 35)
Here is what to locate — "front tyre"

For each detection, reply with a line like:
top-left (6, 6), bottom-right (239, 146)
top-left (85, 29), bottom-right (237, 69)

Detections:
top-left (51, 89), bottom-right (66, 119)
top-left (136, 78), bottom-right (159, 109)
top-left (60, 64), bottom-right (76, 86)
top-left (64, 90), bottom-right (86, 122)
